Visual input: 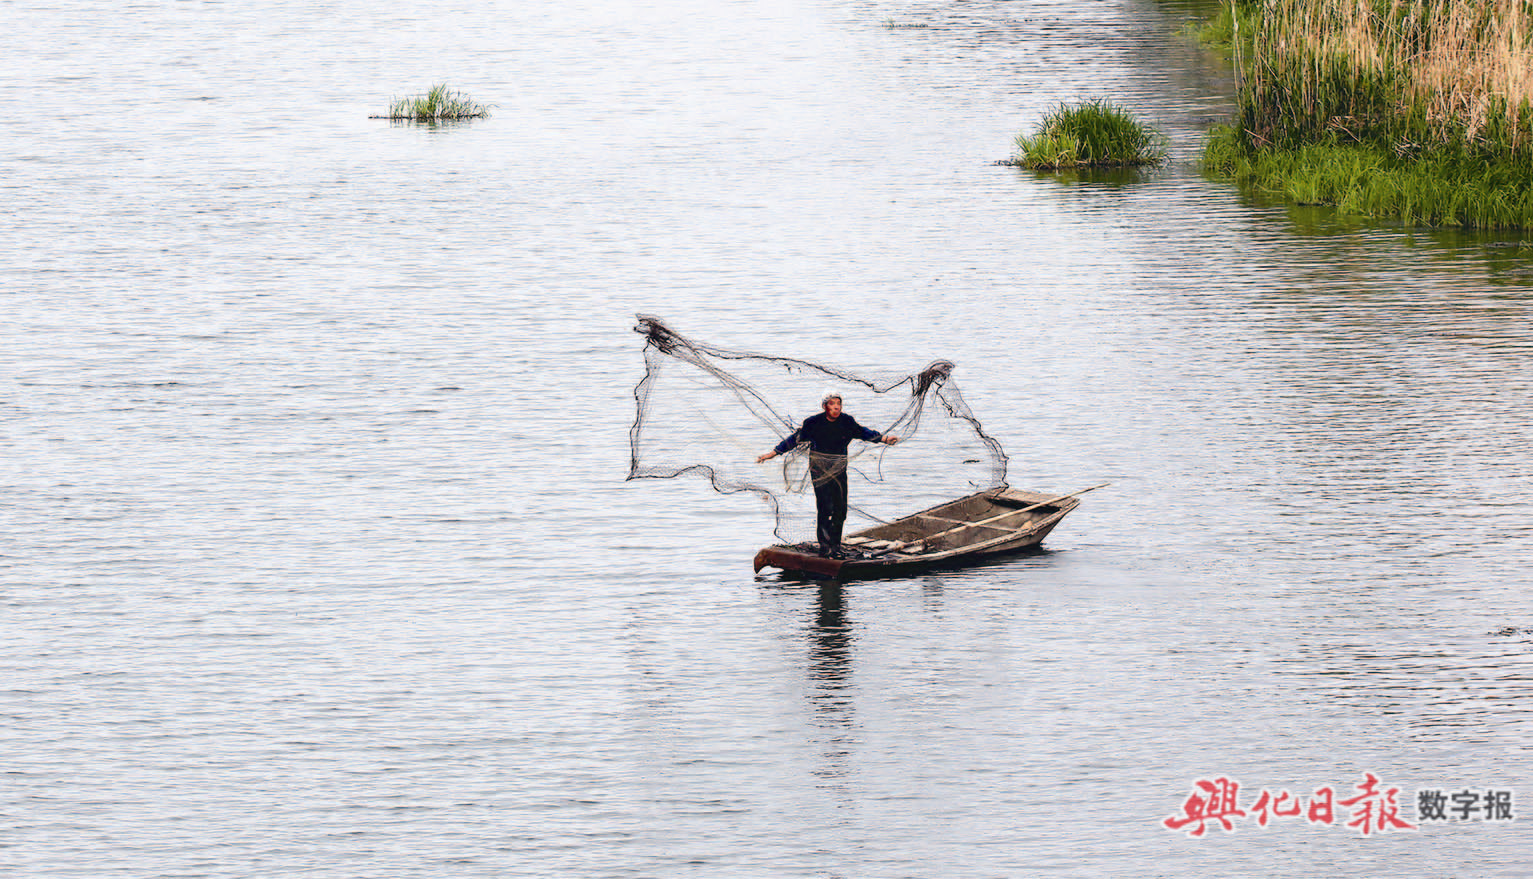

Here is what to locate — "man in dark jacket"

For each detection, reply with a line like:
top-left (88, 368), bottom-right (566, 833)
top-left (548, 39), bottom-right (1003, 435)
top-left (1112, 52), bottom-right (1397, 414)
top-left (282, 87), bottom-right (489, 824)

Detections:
top-left (758, 392), bottom-right (899, 558)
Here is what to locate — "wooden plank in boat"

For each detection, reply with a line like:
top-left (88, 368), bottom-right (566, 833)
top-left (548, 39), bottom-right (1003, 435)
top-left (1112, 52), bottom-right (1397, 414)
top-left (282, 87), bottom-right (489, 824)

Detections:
top-left (914, 513), bottom-right (1018, 532)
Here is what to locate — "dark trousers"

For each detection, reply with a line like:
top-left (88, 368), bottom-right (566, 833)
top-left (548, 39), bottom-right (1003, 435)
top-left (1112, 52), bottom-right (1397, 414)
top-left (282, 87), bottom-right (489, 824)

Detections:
top-left (812, 462), bottom-right (848, 551)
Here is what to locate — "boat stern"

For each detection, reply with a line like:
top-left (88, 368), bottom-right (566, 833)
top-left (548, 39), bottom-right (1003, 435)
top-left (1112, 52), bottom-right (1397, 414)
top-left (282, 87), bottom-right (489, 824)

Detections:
top-left (753, 545), bottom-right (845, 578)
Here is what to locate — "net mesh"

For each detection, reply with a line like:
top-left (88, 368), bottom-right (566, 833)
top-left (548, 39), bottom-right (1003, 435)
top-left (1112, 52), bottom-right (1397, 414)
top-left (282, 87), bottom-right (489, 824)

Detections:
top-left (628, 316), bottom-right (1010, 546)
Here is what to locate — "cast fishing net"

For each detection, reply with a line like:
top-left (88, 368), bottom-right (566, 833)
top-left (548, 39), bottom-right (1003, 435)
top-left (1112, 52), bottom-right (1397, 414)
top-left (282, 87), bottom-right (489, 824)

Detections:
top-left (628, 316), bottom-right (1009, 545)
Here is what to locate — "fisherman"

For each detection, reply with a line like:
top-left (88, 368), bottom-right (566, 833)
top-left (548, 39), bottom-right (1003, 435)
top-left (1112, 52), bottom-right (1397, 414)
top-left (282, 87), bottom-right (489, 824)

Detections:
top-left (757, 392), bottom-right (899, 558)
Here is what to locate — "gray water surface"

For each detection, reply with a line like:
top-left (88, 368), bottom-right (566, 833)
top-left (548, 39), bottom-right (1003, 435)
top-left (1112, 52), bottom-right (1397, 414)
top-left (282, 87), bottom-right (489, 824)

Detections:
top-left (5, 0), bottom-right (1533, 876)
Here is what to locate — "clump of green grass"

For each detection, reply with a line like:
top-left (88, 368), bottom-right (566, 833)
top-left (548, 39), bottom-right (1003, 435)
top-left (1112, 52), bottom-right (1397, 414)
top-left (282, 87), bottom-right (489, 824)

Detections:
top-left (1009, 100), bottom-right (1168, 170)
top-left (1204, 123), bottom-right (1533, 229)
top-left (1180, 0), bottom-right (1256, 58)
top-left (381, 84), bottom-right (491, 122)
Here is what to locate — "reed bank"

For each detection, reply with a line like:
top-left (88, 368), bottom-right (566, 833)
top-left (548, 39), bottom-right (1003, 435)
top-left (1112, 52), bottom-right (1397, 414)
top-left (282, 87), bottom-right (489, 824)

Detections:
top-left (1193, 0), bottom-right (1533, 230)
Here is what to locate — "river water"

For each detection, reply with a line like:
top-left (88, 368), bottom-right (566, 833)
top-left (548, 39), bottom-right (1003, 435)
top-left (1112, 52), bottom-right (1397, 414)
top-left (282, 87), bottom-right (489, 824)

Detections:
top-left (5, 0), bottom-right (1533, 876)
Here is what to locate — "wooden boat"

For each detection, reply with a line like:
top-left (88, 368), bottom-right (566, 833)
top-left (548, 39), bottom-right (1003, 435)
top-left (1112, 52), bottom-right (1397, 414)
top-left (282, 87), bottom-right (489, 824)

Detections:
top-left (753, 483), bottom-right (1102, 580)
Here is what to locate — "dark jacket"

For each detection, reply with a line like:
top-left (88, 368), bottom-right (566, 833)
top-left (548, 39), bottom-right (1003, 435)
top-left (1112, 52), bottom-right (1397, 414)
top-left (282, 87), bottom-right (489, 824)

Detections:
top-left (774, 412), bottom-right (883, 456)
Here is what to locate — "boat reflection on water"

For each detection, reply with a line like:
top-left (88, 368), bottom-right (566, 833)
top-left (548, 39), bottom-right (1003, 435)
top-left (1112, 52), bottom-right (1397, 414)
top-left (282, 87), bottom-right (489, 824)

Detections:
top-left (805, 582), bottom-right (856, 794)
top-left (808, 583), bottom-right (853, 712)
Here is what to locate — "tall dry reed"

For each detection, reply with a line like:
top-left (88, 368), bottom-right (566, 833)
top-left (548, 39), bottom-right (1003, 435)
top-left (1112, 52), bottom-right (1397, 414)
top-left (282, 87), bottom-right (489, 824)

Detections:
top-left (1240, 0), bottom-right (1533, 156)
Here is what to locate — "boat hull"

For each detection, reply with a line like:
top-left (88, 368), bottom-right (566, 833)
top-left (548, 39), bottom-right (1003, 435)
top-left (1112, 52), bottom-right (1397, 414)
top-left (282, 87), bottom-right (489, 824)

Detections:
top-left (752, 486), bottom-right (1081, 580)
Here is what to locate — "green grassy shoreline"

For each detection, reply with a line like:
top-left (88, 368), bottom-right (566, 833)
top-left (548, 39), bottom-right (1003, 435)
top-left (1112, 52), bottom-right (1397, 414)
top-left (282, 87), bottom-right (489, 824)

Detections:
top-left (1205, 126), bottom-right (1533, 230)
top-left (1192, 0), bottom-right (1533, 230)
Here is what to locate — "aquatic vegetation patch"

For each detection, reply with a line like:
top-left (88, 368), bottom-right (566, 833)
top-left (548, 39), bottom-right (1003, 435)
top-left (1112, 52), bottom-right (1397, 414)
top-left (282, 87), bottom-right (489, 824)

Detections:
top-left (1181, 0), bottom-right (1254, 57)
top-left (1007, 100), bottom-right (1168, 170)
top-left (377, 84), bottom-right (491, 122)
top-left (1199, 0), bottom-right (1533, 227)
top-left (1205, 125), bottom-right (1533, 229)
top-left (1234, 0), bottom-right (1533, 155)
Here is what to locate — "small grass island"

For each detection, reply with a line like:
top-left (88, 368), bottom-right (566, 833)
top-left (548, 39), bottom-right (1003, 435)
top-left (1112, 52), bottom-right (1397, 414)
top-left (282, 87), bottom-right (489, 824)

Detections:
top-left (1003, 100), bottom-right (1168, 170)
top-left (373, 84), bottom-right (491, 123)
